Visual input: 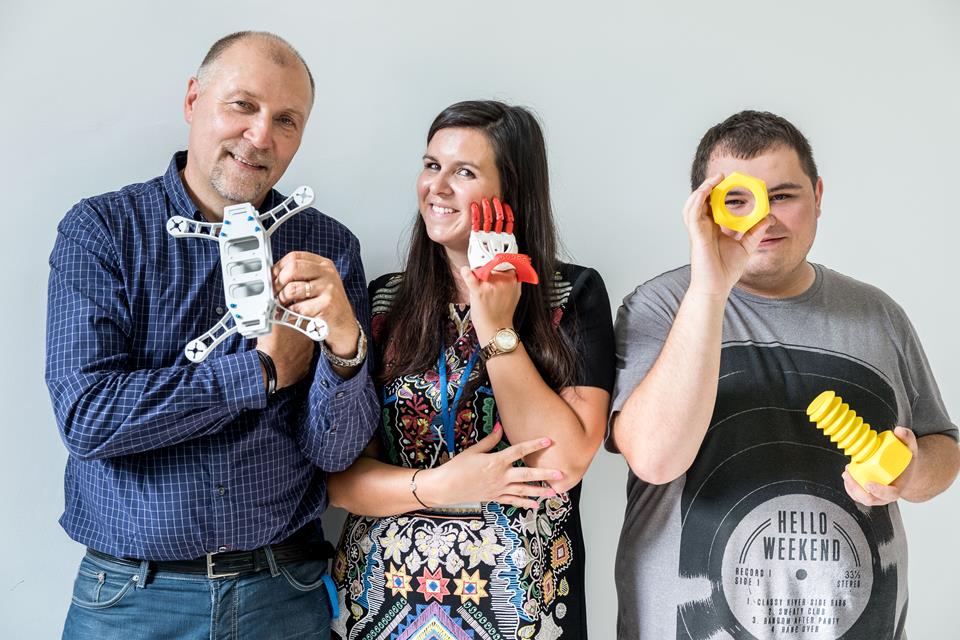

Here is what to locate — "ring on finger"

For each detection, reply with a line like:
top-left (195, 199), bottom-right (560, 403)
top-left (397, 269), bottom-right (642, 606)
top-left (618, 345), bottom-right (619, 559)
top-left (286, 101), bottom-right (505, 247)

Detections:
top-left (305, 280), bottom-right (312, 298)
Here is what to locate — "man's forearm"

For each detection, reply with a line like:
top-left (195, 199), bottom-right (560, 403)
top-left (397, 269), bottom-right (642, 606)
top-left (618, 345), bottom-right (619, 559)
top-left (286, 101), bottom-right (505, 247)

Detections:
top-left (902, 434), bottom-right (960, 502)
top-left (48, 350), bottom-right (266, 460)
top-left (613, 290), bottom-right (727, 484)
top-left (297, 357), bottom-right (379, 471)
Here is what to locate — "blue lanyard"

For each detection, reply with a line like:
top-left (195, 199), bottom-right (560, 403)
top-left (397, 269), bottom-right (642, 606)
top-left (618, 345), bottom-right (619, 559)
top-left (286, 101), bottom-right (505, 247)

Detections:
top-left (437, 345), bottom-right (481, 457)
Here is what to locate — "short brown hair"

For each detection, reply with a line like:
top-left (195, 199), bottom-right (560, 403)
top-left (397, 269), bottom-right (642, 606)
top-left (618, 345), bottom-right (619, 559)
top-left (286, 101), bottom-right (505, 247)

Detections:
top-left (691, 110), bottom-right (818, 190)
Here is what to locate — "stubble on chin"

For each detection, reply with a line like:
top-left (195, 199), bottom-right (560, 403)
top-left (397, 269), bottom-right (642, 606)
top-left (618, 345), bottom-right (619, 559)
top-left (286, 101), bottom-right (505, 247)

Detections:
top-left (209, 161), bottom-right (266, 204)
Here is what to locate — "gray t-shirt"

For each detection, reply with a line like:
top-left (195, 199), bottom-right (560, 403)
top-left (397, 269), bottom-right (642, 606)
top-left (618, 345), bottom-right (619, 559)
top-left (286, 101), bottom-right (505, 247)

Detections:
top-left (609, 264), bottom-right (957, 640)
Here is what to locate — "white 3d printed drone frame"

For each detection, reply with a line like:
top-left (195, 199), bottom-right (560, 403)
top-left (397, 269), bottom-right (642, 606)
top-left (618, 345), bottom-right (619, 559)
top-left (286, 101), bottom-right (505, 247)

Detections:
top-left (166, 186), bottom-right (329, 362)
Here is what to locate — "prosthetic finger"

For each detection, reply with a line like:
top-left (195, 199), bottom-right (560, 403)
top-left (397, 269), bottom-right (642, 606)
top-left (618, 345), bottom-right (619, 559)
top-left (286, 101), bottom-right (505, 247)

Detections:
top-left (471, 202), bottom-right (481, 231)
top-left (493, 197), bottom-right (505, 233)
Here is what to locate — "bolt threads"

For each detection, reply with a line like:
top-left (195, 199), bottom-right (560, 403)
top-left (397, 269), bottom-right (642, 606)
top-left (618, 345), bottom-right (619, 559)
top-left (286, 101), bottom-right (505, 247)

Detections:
top-left (806, 391), bottom-right (880, 463)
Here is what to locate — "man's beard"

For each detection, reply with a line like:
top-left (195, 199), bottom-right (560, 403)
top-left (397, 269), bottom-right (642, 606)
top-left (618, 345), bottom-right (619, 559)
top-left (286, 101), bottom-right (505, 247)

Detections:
top-left (209, 144), bottom-right (273, 203)
top-left (209, 161), bottom-right (267, 204)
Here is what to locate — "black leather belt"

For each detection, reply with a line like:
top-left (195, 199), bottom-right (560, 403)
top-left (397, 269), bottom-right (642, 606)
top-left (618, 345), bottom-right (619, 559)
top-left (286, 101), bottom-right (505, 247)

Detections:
top-left (87, 533), bottom-right (335, 579)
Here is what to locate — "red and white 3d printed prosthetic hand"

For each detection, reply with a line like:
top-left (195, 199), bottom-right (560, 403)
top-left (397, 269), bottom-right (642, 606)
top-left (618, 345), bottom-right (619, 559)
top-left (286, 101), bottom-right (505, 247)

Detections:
top-left (467, 197), bottom-right (539, 285)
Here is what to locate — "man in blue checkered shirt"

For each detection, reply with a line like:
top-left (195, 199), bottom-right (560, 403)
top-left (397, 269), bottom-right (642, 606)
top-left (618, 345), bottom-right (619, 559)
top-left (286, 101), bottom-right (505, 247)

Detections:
top-left (46, 31), bottom-right (379, 639)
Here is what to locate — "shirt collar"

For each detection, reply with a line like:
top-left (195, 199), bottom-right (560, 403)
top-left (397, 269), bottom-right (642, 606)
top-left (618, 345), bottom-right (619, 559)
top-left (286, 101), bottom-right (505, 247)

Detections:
top-left (162, 150), bottom-right (282, 221)
top-left (162, 151), bottom-right (203, 220)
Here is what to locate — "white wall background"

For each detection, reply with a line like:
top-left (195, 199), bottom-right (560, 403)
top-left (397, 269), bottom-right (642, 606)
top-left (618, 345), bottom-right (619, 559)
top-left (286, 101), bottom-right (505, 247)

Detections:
top-left (1, 1), bottom-right (957, 637)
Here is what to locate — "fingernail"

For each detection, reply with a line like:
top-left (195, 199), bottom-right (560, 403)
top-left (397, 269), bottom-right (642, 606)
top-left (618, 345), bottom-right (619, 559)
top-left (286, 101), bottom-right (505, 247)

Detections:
top-left (540, 438), bottom-right (552, 447)
top-left (493, 423), bottom-right (501, 432)
top-left (547, 489), bottom-right (557, 497)
top-left (552, 471), bottom-right (563, 480)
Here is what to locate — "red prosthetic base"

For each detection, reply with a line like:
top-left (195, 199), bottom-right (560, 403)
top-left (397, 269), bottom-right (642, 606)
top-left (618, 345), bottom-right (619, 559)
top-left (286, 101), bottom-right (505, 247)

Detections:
top-left (472, 253), bottom-right (539, 284)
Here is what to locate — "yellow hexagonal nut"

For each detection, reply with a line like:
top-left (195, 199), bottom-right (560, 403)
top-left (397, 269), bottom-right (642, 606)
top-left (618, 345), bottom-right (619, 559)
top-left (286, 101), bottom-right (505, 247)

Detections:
top-left (848, 430), bottom-right (913, 488)
top-left (710, 172), bottom-right (770, 233)
top-left (807, 390), bottom-right (913, 489)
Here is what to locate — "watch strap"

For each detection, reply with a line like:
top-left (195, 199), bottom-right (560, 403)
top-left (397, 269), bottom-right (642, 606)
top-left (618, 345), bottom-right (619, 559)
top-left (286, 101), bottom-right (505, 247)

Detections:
top-left (480, 327), bottom-right (519, 361)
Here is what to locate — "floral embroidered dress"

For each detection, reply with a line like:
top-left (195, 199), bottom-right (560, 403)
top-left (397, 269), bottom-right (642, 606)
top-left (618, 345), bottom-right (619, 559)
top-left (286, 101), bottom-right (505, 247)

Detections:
top-left (332, 264), bottom-right (614, 640)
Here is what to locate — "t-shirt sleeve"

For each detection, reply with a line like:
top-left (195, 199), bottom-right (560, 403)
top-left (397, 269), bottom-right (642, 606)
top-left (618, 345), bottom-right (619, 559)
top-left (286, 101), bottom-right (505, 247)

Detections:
top-left (559, 267), bottom-right (615, 392)
top-left (894, 307), bottom-right (958, 440)
top-left (605, 275), bottom-right (683, 452)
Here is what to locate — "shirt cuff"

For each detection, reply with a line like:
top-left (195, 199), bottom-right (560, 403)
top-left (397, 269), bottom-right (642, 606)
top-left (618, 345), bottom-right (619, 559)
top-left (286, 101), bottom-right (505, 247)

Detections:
top-left (313, 355), bottom-right (377, 429)
top-left (313, 354), bottom-right (370, 398)
top-left (208, 349), bottom-right (267, 412)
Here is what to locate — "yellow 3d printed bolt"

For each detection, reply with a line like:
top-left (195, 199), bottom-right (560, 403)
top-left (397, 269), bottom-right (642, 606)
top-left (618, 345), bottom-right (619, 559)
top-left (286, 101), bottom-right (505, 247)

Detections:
top-left (806, 390), bottom-right (912, 488)
top-left (709, 172), bottom-right (770, 233)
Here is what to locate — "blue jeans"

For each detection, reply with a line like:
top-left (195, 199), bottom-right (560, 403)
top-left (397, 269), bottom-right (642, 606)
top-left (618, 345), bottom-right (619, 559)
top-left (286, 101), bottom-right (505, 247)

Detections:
top-left (63, 550), bottom-right (333, 639)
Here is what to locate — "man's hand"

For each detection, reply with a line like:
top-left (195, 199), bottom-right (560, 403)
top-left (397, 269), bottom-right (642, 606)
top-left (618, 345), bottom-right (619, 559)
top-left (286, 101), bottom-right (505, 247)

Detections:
top-left (256, 325), bottom-right (313, 390)
top-left (842, 427), bottom-right (919, 507)
top-left (273, 251), bottom-right (360, 359)
top-left (685, 173), bottom-right (772, 297)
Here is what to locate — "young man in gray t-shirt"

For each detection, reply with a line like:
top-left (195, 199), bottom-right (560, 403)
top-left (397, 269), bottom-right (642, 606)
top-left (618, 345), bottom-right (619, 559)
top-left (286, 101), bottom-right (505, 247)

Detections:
top-left (607, 111), bottom-right (958, 640)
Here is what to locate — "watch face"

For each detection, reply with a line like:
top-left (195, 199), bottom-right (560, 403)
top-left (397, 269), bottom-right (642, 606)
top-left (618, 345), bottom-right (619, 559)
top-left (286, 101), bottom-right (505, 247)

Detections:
top-left (495, 329), bottom-right (519, 351)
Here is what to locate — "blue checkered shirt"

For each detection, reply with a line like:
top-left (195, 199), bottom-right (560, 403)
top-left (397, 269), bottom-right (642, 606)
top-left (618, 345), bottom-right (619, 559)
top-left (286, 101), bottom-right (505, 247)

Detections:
top-left (46, 152), bottom-right (379, 560)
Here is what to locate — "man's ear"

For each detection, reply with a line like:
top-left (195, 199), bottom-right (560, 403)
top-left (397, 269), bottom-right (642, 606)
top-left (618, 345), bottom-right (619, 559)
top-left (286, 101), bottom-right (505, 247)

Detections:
top-left (184, 77), bottom-right (201, 124)
top-left (814, 176), bottom-right (824, 218)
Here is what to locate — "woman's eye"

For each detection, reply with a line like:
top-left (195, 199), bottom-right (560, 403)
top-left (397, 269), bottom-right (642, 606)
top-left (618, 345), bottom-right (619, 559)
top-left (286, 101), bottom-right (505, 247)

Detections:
top-left (424, 161), bottom-right (440, 171)
top-left (456, 168), bottom-right (476, 179)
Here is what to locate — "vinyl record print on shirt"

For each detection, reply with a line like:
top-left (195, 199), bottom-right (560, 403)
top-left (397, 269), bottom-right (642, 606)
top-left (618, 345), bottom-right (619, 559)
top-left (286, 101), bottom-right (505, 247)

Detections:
top-left (676, 343), bottom-right (906, 640)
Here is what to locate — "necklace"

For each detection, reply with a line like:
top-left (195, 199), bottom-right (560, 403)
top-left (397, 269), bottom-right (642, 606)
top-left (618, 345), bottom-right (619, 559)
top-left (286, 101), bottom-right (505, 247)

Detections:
top-left (449, 306), bottom-right (472, 338)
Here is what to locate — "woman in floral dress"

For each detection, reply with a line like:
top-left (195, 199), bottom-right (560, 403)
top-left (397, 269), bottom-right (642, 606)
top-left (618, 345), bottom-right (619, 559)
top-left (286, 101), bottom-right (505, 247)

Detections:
top-left (329, 100), bottom-right (614, 639)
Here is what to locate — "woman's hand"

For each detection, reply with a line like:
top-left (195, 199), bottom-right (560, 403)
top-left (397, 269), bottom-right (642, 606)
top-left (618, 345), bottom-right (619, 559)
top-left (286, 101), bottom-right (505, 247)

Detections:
top-left (420, 424), bottom-right (563, 509)
top-left (459, 265), bottom-right (521, 344)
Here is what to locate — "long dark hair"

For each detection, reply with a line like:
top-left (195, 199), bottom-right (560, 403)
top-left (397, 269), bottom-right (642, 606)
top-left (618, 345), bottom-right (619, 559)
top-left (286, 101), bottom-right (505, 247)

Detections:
top-left (377, 100), bottom-right (576, 390)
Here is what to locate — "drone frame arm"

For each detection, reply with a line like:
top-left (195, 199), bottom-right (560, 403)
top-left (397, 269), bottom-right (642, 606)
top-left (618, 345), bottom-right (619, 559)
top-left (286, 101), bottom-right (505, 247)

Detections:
top-left (183, 312), bottom-right (239, 363)
top-left (166, 216), bottom-right (223, 240)
top-left (260, 186), bottom-right (316, 237)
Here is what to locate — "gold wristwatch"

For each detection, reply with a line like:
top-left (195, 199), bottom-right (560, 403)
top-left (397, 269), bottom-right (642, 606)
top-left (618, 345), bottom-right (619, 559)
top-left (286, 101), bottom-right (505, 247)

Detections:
top-left (480, 327), bottom-right (520, 360)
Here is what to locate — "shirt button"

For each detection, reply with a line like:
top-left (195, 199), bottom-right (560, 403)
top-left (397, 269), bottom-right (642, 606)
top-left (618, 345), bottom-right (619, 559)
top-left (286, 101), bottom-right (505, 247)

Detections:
top-left (321, 379), bottom-right (329, 388)
top-left (217, 486), bottom-right (226, 496)
top-left (218, 546), bottom-right (228, 553)
top-left (335, 391), bottom-right (344, 399)
top-left (215, 306), bottom-right (225, 315)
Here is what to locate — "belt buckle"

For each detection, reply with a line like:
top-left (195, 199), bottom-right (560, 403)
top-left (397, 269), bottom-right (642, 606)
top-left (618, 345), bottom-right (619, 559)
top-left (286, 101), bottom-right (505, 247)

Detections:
top-left (206, 551), bottom-right (240, 579)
